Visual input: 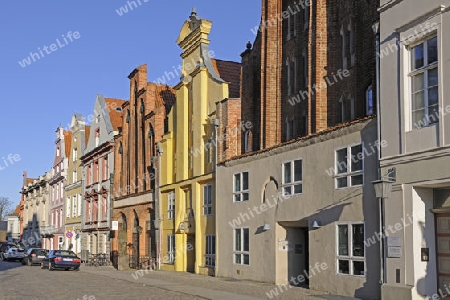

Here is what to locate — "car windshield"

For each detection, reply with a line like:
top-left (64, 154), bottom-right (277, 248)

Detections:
top-left (54, 251), bottom-right (77, 257)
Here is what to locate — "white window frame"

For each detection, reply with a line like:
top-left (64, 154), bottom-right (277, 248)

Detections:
top-left (233, 228), bottom-right (249, 265)
top-left (78, 194), bottom-right (82, 216)
top-left (408, 35), bottom-right (439, 130)
top-left (167, 234), bottom-right (175, 264)
top-left (334, 143), bottom-right (364, 189)
top-left (72, 196), bottom-right (77, 218)
top-left (205, 234), bottom-right (216, 267)
top-left (336, 222), bottom-right (366, 277)
top-left (282, 158), bottom-right (303, 195)
top-left (233, 172), bottom-right (249, 202)
top-left (167, 192), bottom-right (175, 220)
top-left (203, 184), bottom-right (212, 216)
top-left (66, 197), bottom-right (71, 218)
top-left (73, 148), bottom-right (78, 162)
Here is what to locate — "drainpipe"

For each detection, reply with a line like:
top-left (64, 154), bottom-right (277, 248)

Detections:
top-left (154, 145), bottom-right (163, 270)
top-left (373, 19), bottom-right (385, 286)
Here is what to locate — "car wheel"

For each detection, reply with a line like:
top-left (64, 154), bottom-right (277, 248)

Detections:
top-left (49, 262), bottom-right (54, 271)
top-left (21, 258), bottom-right (26, 265)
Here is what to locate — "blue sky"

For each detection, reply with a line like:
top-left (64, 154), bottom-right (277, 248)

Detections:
top-left (0, 0), bottom-right (261, 208)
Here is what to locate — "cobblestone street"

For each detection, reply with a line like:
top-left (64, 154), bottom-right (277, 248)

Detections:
top-left (0, 260), bottom-right (359, 300)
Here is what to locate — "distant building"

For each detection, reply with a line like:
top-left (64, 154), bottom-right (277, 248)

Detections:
top-left (0, 221), bottom-right (7, 242)
top-left (6, 204), bottom-right (21, 243)
top-left (64, 114), bottom-right (90, 257)
top-left (21, 172), bottom-right (51, 249)
top-left (81, 95), bottom-right (125, 260)
top-left (49, 127), bottom-right (71, 250)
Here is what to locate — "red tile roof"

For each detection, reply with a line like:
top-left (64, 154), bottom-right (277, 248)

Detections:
top-left (13, 204), bottom-right (20, 215)
top-left (104, 98), bottom-right (126, 131)
top-left (212, 59), bottom-right (242, 98)
top-left (26, 178), bottom-right (35, 184)
top-left (63, 130), bottom-right (72, 158)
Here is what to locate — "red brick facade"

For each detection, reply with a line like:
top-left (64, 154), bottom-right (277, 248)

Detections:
top-left (240, 0), bottom-right (378, 152)
top-left (111, 64), bottom-right (175, 268)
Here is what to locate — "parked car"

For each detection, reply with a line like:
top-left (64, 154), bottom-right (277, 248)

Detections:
top-left (3, 247), bottom-right (26, 261)
top-left (21, 248), bottom-right (48, 266)
top-left (41, 250), bottom-right (81, 271)
top-left (0, 242), bottom-right (18, 260)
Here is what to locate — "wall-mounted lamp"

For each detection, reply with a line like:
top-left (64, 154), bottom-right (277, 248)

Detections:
top-left (421, 248), bottom-right (429, 262)
top-left (312, 220), bottom-right (321, 229)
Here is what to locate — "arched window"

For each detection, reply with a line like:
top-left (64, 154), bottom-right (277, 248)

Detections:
top-left (121, 213), bottom-right (127, 231)
top-left (140, 98), bottom-right (145, 113)
top-left (286, 57), bottom-right (291, 95)
top-left (366, 86), bottom-right (374, 115)
top-left (148, 125), bottom-right (155, 157)
top-left (244, 131), bottom-right (252, 153)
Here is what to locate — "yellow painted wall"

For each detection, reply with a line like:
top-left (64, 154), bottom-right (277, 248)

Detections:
top-left (159, 14), bottom-right (228, 275)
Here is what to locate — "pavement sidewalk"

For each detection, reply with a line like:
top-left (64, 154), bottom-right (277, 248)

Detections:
top-left (80, 266), bottom-right (361, 300)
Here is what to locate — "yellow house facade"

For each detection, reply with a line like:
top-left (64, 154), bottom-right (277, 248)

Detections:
top-left (64, 114), bottom-right (90, 256)
top-left (159, 9), bottom-right (241, 275)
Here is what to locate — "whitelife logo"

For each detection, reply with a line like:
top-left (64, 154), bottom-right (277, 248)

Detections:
top-left (18, 31), bottom-right (81, 68)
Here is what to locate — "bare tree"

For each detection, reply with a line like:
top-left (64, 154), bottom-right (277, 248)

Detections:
top-left (0, 197), bottom-right (14, 221)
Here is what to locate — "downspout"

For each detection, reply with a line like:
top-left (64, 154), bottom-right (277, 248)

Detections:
top-left (374, 19), bottom-right (385, 286)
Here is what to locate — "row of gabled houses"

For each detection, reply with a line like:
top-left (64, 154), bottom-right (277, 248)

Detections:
top-left (13, 0), bottom-right (450, 299)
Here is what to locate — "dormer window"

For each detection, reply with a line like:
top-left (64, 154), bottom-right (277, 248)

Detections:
top-left (118, 142), bottom-right (123, 154)
top-left (126, 110), bottom-right (130, 123)
top-left (140, 99), bottom-right (145, 113)
top-left (95, 129), bottom-right (100, 147)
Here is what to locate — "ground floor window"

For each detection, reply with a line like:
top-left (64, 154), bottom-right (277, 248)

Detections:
top-left (205, 234), bottom-right (215, 267)
top-left (234, 228), bottom-right (249, 265)
top-left (167, 235), bottom-right (175, 264)
top-left (337, 223), bottom-right (365, 276)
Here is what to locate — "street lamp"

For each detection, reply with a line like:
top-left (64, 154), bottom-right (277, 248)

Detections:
top-left (372, 178), bottom-right (393, 286)
top-left (373, 180), bottom-right (393, 199)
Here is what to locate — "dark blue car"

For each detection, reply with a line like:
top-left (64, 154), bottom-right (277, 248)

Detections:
top-left (41, 250), bottom-right (81, 271)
